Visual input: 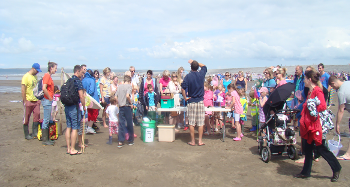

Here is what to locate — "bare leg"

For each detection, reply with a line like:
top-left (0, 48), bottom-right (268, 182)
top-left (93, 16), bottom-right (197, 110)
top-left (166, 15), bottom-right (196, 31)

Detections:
top-left (189, 125), bottom-right (195, 145)
top-left (337, 140), bottom-right (350, 159)
top-left (70, 129), bottom-right (78, 153)
top-left (88, 121), bottom-right (94, 128)
top-left (78, 134), bottom-right (82, 147)
top-left (198, 126), bottom-right (204, 145)
top-left (236, 121), bottom-right (241, 137)
top-left (65, 127), bottom-right (71, 153)
top-left (102, 106), bottom-right (108, 128)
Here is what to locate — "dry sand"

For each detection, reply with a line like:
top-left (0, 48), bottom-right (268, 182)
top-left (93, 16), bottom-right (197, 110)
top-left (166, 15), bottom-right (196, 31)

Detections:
top-left (0, 80), bottom-right (350, 187)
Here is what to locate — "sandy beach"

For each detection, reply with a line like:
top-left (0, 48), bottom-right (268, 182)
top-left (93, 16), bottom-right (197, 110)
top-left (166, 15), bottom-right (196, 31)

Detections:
top-left (0, 79), bottom-right (350, 187)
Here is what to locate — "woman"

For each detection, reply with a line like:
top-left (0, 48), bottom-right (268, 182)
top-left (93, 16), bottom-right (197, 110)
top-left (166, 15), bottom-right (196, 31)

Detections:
top-left (100, 67), bottom-right (112, 128)
top-left (42, 61), bottom-right (57, 146)
top-left (294, 70), bottom-right (341, 182)
top-left (94, 70), bottom-right (101, 100)
top-left (235, 71), bottom-right (247, 91)
top-left (82, 69), bottom-right (99, 135)
top-left (221, 71), bottom-right (232, 93)
top-left (168, 72), bottom-right (182, 127)
top-left (111, 76), bottom-right (118, 99)
top-left (263, 68), bottom-right (276, 92)
top-left (139, 70), bottom-right (159, 116)
top-left (275, 67), bottom-right (287, 88)
top-left (177, 67), bottom-right (184, 85)
top-left (159, 70), bottom-right (171, 93)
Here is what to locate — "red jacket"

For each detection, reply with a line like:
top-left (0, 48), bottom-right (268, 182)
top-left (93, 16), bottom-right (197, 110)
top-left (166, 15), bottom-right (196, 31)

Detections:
top-left (299, 86), bottom-right (326, 146)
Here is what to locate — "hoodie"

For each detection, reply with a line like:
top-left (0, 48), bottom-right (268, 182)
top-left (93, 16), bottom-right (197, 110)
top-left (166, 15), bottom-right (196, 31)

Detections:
top-left (82, 72), bottom-right (99, 101)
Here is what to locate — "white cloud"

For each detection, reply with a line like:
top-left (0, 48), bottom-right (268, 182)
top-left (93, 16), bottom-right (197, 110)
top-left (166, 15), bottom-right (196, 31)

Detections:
top-left (77, 56), bottom-right (87, 61)
top-left (18, 37), bottom-right (34, 52)
top-left (55, 47), bottom-right (66, 52)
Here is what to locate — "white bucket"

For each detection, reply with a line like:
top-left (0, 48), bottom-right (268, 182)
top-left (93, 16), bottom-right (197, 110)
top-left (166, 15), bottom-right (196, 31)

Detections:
top-left (328, 135), bottom-right (343, 157)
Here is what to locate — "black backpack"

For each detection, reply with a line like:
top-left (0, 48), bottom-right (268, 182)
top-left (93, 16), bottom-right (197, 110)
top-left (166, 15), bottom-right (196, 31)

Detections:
top-left (61, 77), bottom-right (80, 106)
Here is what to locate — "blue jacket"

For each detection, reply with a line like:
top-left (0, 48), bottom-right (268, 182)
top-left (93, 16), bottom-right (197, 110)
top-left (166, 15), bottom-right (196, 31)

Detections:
top-left (293, 73), bottom-right (305, 92)
top-left (82, 72), bottom-right (99, 101)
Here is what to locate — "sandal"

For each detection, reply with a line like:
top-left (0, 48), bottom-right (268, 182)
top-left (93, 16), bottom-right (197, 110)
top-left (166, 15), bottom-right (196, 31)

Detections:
top-left (118, 142), bottom-right (124, 148)
top-left (187, 142), bottom-right (195, 146)
top-left (70, 150), bottom-right (82, 156)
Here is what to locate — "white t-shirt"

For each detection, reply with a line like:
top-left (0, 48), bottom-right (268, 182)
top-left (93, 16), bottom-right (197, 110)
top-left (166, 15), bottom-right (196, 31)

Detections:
top-left (106, 105), bottom-right (119, 122)
top-left (338, 81), bottom-right (350, 112)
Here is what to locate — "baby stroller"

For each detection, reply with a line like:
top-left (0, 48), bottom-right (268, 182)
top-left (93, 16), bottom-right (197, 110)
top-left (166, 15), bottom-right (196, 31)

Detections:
top-left (258, 83), bottom-right (300, 163)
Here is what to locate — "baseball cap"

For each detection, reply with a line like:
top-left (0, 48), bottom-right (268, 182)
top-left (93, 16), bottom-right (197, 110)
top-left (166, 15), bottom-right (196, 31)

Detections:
top-left (258, 87), bottom-right (268, 93)
top-left (32, 63), bottom-right (42, 72)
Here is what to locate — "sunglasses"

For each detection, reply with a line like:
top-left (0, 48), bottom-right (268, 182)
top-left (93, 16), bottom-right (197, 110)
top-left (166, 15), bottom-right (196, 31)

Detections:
top-left (225, 75), bottom-right (229, 76)
top-left (130, 70), bottom-right (135, 72)
top-left (172, 76), bottom-right (177, 78)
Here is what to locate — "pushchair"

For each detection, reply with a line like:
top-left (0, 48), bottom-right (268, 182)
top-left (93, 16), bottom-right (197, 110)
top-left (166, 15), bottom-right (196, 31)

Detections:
top-left (257, 83), bottom-right (300, 163)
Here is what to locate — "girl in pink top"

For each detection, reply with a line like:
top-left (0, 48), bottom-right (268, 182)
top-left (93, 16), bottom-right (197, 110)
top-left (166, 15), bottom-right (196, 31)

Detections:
top-left (226, 83), bottom-right (244, 141)
top-left (203, 82), bottom-right (213, 135)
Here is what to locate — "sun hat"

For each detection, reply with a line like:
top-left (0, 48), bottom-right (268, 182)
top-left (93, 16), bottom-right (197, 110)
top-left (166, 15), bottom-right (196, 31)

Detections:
top-left (32, 63), bottom-right (42, 72)
top-left (258, 87), bottom-right (268, 93)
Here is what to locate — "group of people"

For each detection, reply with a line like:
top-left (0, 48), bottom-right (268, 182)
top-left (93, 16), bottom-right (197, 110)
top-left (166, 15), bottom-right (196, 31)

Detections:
top-left (21, 61), bottom-right (350, 182)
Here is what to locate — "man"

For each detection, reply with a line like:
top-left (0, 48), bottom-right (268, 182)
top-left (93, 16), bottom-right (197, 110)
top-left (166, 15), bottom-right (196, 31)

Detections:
top-left (65, 65), bottom-right (85, 155)
top-left (293, 66), bottom-right (305, 127)
top-left (81, 64), bottom-right (87, 79)
top-left (21, 63), bottom-right (42, 140)
top-left (116, 75), bottom-right (134, 148)
top-left (329, 76), bottom-right (350, 160)
top-left (181, 59), bottom-right (207, 146)
top-left (129, 66), bottom-right (139, 88)
top-left (318, 63), bottom-right (332, 105)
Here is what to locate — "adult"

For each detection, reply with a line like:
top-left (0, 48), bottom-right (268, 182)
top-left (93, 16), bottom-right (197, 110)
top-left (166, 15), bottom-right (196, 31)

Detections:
top-left (159, 70), bottom-right (171, 93)
top-left (293, 66), bottom-right (305, 127)
top-left (318, 63), bottom-right (331, 91)
top-left (177, 67), bottom-right (185, 85)
top-left (221, 71), bottom-right (232, 93)
top-left (235, 71), bottom-right (247, 91)
top-left (275, 67), bottom-right (287, 88)
top-left (41, 61), bottom-right (58, 145)
top-left (111, 75), bottom-right (118, 98)
top-left (94, 70), bottom-right (101, 100)
top-left (100, 67), bottom-right (112, 128)
top-left (168, 72), bottom-right (182, 127)
top-left (65, 65), bottom-right (85, 155)
top-left (21, 63), bottom-right (42, 140)
top-left (139, 70), bottom-right (159, 116)
top-left (81, 64), bottom-right (87, 79)
top-left (294, 70), bottom-right (341, 182)
top-left (129, 66), bottom-right (139, 89)
top-left (82, 69), bottom-right (99, 134)
top-left (263, 68), bottom-right (276, 92)
top-left (181, 59), bottom-right (207, 146)
top-left (329, 76), bottom-right (350, 160)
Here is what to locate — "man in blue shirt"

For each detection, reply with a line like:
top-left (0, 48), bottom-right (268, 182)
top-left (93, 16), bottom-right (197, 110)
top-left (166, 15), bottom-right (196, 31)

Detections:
top-left (181, 59), bottom-right (207, 146)
top-left (318, 63), bottom-right (331, 105)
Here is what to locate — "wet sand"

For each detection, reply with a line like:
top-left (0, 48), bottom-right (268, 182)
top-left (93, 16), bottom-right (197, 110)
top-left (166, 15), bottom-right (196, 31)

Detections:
top-left (0, 80), bottom-right (350, 186)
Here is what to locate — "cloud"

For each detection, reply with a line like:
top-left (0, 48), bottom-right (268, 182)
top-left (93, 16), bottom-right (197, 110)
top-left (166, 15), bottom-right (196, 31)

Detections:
top-left (127, 47), bottom-right (139, 52)
top-left (18, 37), bottom-right (34, 52)
top-left (77, 56), bottom-right (87, 61)
top-left (55, 47), bottom-right (66, 52)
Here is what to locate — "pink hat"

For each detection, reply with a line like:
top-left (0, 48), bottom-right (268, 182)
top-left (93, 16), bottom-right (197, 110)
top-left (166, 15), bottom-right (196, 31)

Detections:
top-left (258, 87), bottom-right (268, 93)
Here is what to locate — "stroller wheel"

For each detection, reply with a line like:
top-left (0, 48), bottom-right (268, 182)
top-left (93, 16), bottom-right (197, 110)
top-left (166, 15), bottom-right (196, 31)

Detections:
top-left (261, 146), bottom-right (271, 163)
top-left (288, 145), bottom-right (298, 160)
top-left (258, 138), bottom-right (263, 155)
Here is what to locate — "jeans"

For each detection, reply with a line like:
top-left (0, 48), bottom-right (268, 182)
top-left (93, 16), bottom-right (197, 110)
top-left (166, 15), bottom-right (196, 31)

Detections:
top-left (65, 104), bottom-right (81, 130)
top-left (118, 106), bottom-right (134, 143)
top-left (42, 98), bottom-right (53, 129)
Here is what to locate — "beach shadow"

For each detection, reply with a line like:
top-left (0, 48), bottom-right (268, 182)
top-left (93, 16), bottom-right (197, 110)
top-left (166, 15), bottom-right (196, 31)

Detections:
top-left (249, 145), bottom-right (260, 155)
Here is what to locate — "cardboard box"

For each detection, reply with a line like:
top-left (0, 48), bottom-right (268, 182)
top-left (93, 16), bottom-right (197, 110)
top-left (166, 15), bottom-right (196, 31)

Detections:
top-left (157, 124), bottom-right (175, 142)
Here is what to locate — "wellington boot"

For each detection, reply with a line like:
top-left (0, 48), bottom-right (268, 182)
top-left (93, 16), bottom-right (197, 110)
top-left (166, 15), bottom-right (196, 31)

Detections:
top-left (23, 125), bottom-right (33, 140)
top-left (32, 122), bottom-right (39, 139)
top-left (42, 129), bottom-right (54, 146)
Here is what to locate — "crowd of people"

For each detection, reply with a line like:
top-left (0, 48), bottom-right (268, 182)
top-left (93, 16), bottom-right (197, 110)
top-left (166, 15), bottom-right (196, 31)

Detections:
top-left (20, 61), bottom-right (350, 182)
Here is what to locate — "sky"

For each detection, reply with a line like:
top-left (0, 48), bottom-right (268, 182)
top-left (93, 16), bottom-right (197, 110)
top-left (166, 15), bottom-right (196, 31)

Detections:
top-left (0, 0), bottom-right (349, 70)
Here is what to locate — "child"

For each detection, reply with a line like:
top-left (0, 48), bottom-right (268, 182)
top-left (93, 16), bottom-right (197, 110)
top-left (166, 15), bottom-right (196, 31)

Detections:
top-left (78, 89), bottom-right (90, 148)
top-left (51, 85), bottom-right (60, 122)
top-left (238, 86), bottom-right (248, 131)
top-left (203, 82), bottom-right (213, 135)
top-left (213, 84), bottom-right (225, 131)
top-left (226, 83), bottom-right (244, 141)
top-left (131, 86), bottom-right (139, 124)
top-left (258, 87), bottom-right (268, 129)
top-left (144, 84), bottom-right (158, 112)
top-left (106, 97), bottom-right (119, 145)
top-left (248, 91), bottom-right (259, 132)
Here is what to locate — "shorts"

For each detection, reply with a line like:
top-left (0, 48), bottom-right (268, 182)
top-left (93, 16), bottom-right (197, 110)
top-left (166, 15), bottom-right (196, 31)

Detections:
top-left (148, 106), bottom-right (156, 111)
top-left (187, 101), bottom-right (205, 127)
top-left (88, 108), bottom-right (99, 122)
top-left (104, 97), bottom-right (111, 105)
top-left (233, 113), bottom-right (240, 122)
top-left (109, 121), bottom-right (119, 135)
top-left (65, 104), bottom-right (81, 130)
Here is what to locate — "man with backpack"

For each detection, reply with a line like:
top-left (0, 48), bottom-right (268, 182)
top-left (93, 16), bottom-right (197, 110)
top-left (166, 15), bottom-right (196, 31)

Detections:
top-left (62, 65), bottom-right (85, 155)
top-left (21, 63), bottom-right (42, 140)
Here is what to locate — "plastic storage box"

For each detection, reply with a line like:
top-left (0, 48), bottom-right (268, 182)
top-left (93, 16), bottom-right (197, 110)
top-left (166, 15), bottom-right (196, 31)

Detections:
top-left (157, 124), bottom-right (175, 142)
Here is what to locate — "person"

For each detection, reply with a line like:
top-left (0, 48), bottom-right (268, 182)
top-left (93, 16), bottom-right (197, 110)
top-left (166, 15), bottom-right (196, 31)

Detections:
top-left (100, 67), bottom-right (112, 128)
top-left (51, 85), bottom-right (60, 122)
top-left (239, 86), bottom-right (248, 129)
top-left (159, 70), bottom-right (171, 93)
top-left (276, 67), bottom-right (287, 87)
top-left (94, 70), bottom-right (101, 100)
top-left (81, 64), bottom-right (87, 79)
top-left (181, 59), bottom-right (207, 146)
top-left (293, 66), bottom-right (305, 128)
top-left (213, 84), bottom-right (225, 131)
top-left (139, 70), bottom-right (159, 116)
top-left (111, 76), bottom-right (118, 98)
top-left (258, 87), bottom-right (268, 130)
top-left (41, 61), bottom-right (58, 145)
top-left (203, 82), bottom-right (213, 135)
top-left (130, 66), bottom-right (139, 89)
top-left (82, 69), bottom-right (99, 134)
top-left (106, 97), bottom-right (119, 145)
top-left (248, 90), bottom-right (259, 132)
top-left (263, 68), bottom-right (276, 92)
top-left (227, 83), bottom-right (244, 141)
top-left (235, 71), bottom-right (248, 91)
top-left (144, 84), bottom-right (159, 112)
top-left (168, 72), bottom-right (183, 127)
top-left (65, 65), bottom-right (85, 155)
top-left (318, 63), bottom-right (332, 105)
top-left (329, 76), bottom-right (350, 160)
top-left (177, 67), bottom-right (185, 85)
top-left (78, 89), bottom-right (89, 148)
top-left (21, 63), bottom-right (42, 140)
top-left (221, 71), bottom-right (232, 93)
top-left (294, 71), bottom-right (341, 182)
top-left (116, 75), bottom-right (134, 148)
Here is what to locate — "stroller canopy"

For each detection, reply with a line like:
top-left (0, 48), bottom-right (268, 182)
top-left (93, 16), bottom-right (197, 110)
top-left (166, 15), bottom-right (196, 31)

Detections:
top-left (263, 82), bottom-right (296, 116)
